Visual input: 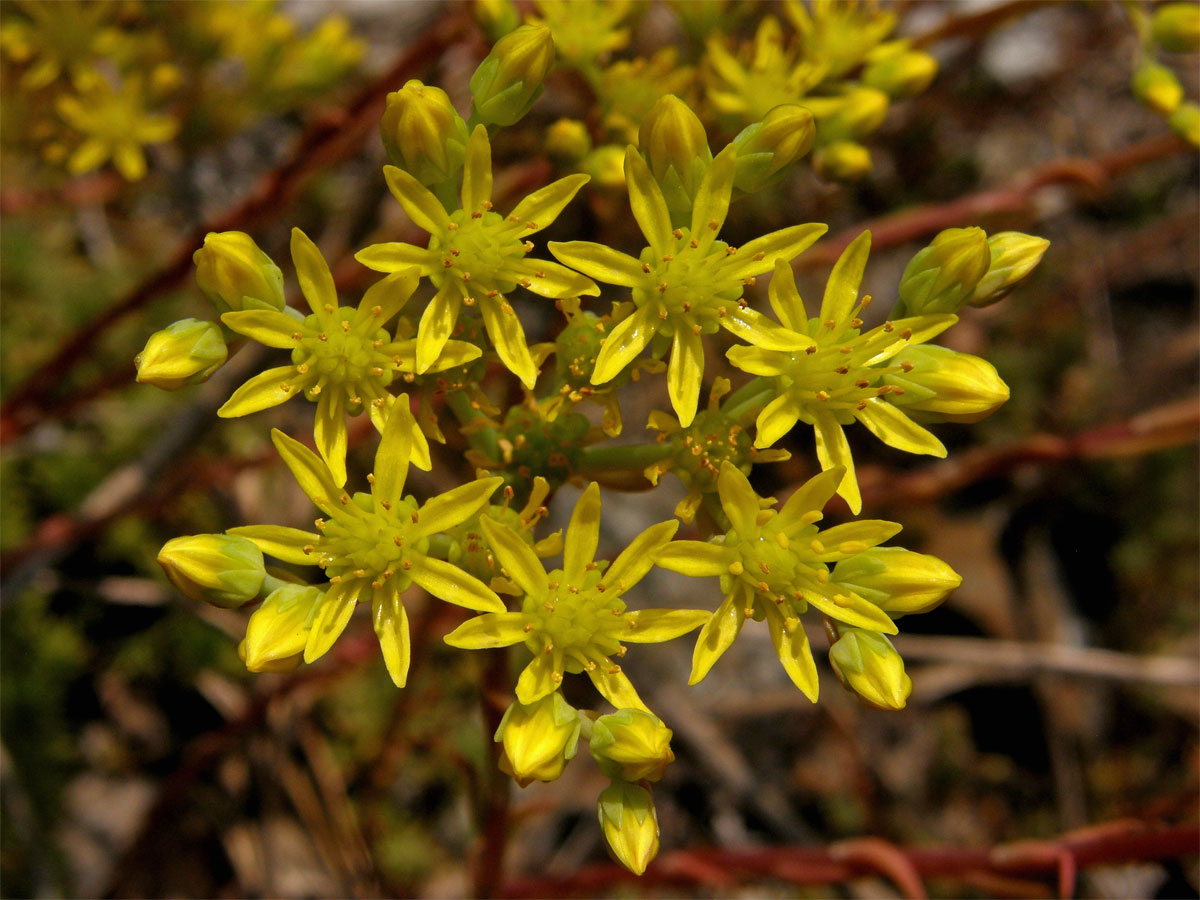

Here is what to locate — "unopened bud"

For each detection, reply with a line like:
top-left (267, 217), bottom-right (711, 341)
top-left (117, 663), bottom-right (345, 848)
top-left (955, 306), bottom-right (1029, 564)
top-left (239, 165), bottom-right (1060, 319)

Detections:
top-left (598, 781), bottom-right (660, 875)
top-left (135, 318), bottom-right (227, 390)
top-left (833, 547), bottom-right (962, 616)
top-left (810, 87), bottom-right (890, 143)
top-left (814, 140), bottom-right (872, 181)
top-left (884, 345), bottom-right (1009, 423)
top-left (545, 118), bottom-right (592, 161)
top-left (732, 103), bottom-right (815, 193)
top-left (589, 709), bottom-right (675, 782)
top-left (968, 231), bottom-right (1050, 307)
top-left (1152, 2), bottom-right (1200, 53)
top-left (470, 23), bottom-right (555, 127)
top-left (495, 694), bottom-right (581, 787)
top-left (239, 584), bottom-right (322, 673)
top-left (862, 45), bottom-right (938, 99)
top-left (1132, 60), bottom-right (1183, 115)
top-left (829, 628), bottom-right (912, 709)
top-left (193, 232), bottom-right (285, 314)
top-left (581, 144), bottom-right (627, 189)
top-left (639, 95), bottom-right (712, 218)
top-left (897, 226), bottom-right (991, 315)
top-left (157, 534), bottom-right (265, 609)
top-left (1169, 101), bottom-right (1200, 147)
top-left (380, 80), bottom-right (470, 186)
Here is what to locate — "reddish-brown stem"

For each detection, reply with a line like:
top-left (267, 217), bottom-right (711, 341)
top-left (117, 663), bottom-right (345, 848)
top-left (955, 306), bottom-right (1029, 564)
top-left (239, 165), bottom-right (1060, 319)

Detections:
top-left (473, 646), bottom-right (513, 899)
top-left (500, 820), bottom-right (1199, 898)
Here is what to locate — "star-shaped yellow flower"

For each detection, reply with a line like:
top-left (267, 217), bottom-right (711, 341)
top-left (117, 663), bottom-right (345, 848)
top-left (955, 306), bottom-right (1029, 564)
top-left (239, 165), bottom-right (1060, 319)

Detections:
top-left (443, 483), bottom-right (708, 711)
top-left (356, 124), bottom-right (599, 388)
top-left (228, 408), bottom-right (506, 687)
top-left (550, 144), bottom-right (826, 427)
top-left (219, 228), bottom-right (480, 484)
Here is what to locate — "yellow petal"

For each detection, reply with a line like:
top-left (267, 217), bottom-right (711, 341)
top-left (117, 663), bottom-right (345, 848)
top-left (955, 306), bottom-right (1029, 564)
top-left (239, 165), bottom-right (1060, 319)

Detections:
top-left (412, 477), bottom-right (503, 539)
top-left (504, 173), bottom-right (590, 236)
top-left (776, 467), bottom-right (845, 532)
top-left (816, 520), bottom-right (903, 558)
top-left (291, 228), bottom-right (337, 322)
top-left (411, 556), bottom-right (505, 612)
top-left (355, 241), bottom-right (436, 275)
top-left (564, 482), bottom-right (601, 582)
top-left (383, 165), bottom-right (451, 234)
top-left (587, 662), bottom-right (648, 712)
top-left (218, 367), bottom-right (302, 417)
top-left (764, 603), bottom-right (818, 701)
top-left (605, 520), bottom-right (679, 589)
top-left (813, 413), bottom-right (861, 514)
top-left (723, 224), bottom-right (828, 281)
top-left (479, 294), bottom-right (538, 389)
top-left (689, 145), bottom-right (736, 252)
top-left (443, 612), bottom-right (528, 649)
top-left (521, 259), bottom-right (599, 299)
top-left (767, 258), bottom-right (809, 331)
top-left (623, 146), bottom-right (673, 256)
top-left (480, 517), bottom-right (547, 598)
top-left (653, 540), bottom-right (732, 577)
top-left (667, 326), bottom-right (704, 428)
top-left (461, 124), bottom-right (493, 212)
top-left (716, 461), bottom-right (760, 536)
top-left (727, 345), bottom-right (787, 377)
top-left (548, 241), bottom-right (645, 287)
top-left (416, 281), bottom-right (462, 374)
top-left (372, 394), bottom-right (413, 505)
top-left (356, 269), bottom-right (418, 326)
top-left (622, 609), bottom-right (710, 643)
top-left (720, 305), bottom-right (813, 352)
top-left (220, 310), bottom-right (301, 348)
top-left (818, 230), bottom-right (871, 327)
top-left (227, 525), bottom-right (321, 566)
top-left (689, 594), bottom-right (744, 684)
top-left (314, 390), bottom-right (348, 487)
top-left (515, 650), bottom-right (563, 705)
top-left (854, 398), bottom-right (947, 457)
top-left (304, 580), bottom-right (360, 663)
top-left (754, 393), bottom-right (801, 448)
top-left (271, 428), bottom-right (346, 514)
top-left (805, 590), bottom-right (897, 633)
top-left (591, 303), bottom-right (659, 385)
top-left (372, 584), bottom-right (411, 687)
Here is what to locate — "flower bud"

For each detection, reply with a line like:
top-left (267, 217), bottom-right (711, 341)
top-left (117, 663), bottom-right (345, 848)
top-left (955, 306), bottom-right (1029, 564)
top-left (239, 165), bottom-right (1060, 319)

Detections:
top-left (814, 140), bottom-right (872, 181)
top-left (732, 103), bottom-right (815, 194)
top-left (157, 534), bottom-right (265, 609)
top-left (469, 23), bottom-right (555, 127)
top-left (1169, 102), bottom-right (1200, 147)
top-left (135, 318), bottom-right (227, 390)
top-left (884, 345), bottom-right (1009, 423)
top-left (598, 781), bottom-right (660, 875)
top-left (968, 231), bottom-right (1050, 307)
top-left (1132, 60), bottom-right (1183, 115)
top-left (581, 144), bottom-right (627, 188)
top-left (897, 227), bottom-right (991, 315)
top-left (639, 95), bottom-right (712, 215)
top-left (380, 80), bottom-right (470, 186)
top-left (829, 628), bottom-right (912, 710)
top-left (589, 709), bottom-right (675, 782)
top-left (193, 232), bottom-right (285, 314)
top-left (811, 87), bottom-right (890, 143)
top-left (545, 117), bottom-right (592, 161)
top-left (1152, 2), bottom-right (1200, 53)
top-left (495, 694), bottom-right (581, 787)
top-left (833, 547), bottom-right (962, 616)
top-left (863, 44), bottom-right (938, 99)
top-left (239, 584), bottom-right (322, 673)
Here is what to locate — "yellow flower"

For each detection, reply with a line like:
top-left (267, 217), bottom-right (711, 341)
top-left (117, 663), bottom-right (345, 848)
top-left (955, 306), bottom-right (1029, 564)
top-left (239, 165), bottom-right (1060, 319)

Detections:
top-left (228, 414), bottom-right (506, 686)
top-left (0, 0), bottom-right (115, 90)
top-left (655, 461), bottom-right (958, 699)
top-left (704, 16), bottom-right (824, 122)
top-left (444, 482), bottom-right (708, 710)
top-left (550, 144), bottom-right (826, 427)
top-left (55, 75), bottom-right (178, 181)
top-left (589, 708), bottom-right (674, 782)
top-left (495, 693), bottom-right (581, 787)
top-left (356, 125), bottom-right (597, 388)
top-left (727, 232), bottom-right (959, 512)
top-left (218, 228), bottom-right (478, 484)
top-left (596, 48), bottom-right (694, 144)
top-left (529, 0), bottom-right (634, 74)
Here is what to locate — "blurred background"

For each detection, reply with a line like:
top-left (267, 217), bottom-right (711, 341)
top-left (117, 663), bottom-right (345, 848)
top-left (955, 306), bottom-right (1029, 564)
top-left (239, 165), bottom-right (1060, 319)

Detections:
top-left (1, 1), bottom-right (1197, 897)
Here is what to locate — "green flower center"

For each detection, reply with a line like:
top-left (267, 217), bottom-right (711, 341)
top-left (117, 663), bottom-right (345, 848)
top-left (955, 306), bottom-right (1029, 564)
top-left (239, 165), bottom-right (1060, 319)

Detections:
top-left (431, 209), bottom-right (530, 295)
top-left (523, 567), bottom-right (626, 669)
top-left (317, 493), bottom-right (429, 588)
top-left (729, 520), bottom-right (828, 599)
top-left (669, 407), bottom-right (753, 494)
top-left (633, 233), bottom-right (742, 329)
top-left (292, 308), bottom-right (396, 403)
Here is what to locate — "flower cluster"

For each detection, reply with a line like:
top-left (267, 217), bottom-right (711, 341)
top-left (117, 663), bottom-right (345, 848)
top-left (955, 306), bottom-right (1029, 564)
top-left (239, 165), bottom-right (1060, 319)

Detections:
top-left (144, 6), bottom-right (1050, 877)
